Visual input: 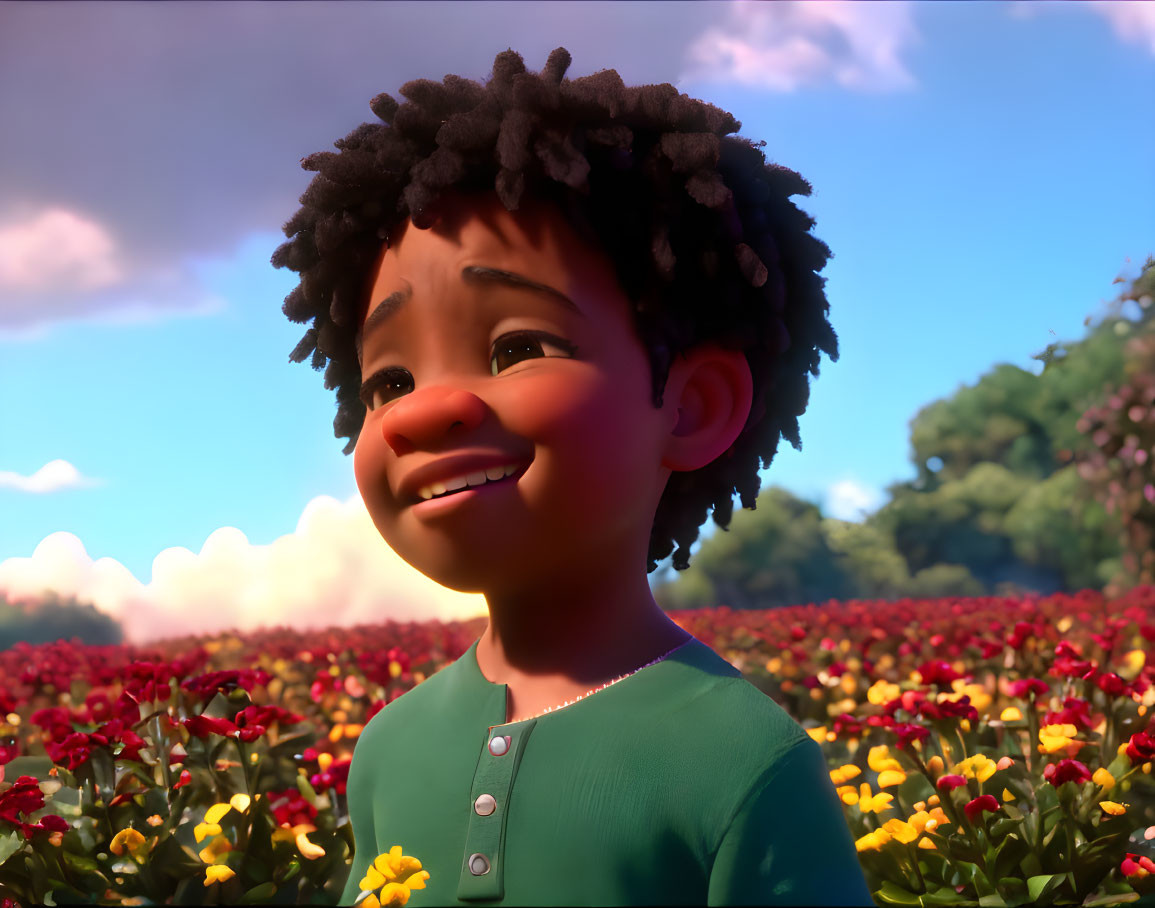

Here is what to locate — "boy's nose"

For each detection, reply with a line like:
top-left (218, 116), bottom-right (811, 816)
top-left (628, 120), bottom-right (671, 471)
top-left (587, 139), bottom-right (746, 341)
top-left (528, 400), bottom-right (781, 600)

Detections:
top-left (379, 386), bottom-right (488, 456)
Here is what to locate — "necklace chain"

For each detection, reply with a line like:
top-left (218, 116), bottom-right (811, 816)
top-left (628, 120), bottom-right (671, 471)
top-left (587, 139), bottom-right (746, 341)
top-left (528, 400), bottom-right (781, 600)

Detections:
top-left (507, 637), bottom-right (691, 723)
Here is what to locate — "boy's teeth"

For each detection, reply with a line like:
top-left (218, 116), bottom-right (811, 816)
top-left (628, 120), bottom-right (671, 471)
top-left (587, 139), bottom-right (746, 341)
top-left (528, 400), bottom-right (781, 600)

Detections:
top-left (417, 464), bottom-right (522, 501)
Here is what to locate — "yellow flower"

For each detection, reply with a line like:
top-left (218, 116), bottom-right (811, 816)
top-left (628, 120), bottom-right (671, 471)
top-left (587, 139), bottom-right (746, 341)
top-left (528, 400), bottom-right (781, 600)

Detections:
top-left (1000, 706), bottom-right (1023, 722)
top-left (855, 828), bottom-right (892, 852)
top-left (867, 679), bottom-right (900, 706)
top-left (297, 831), bottom-right (326, 860)
top-left (882, 817), bottom-right (919, 844)
top-left (906, 810), bottom-right (933, 836)
top-left (109, 827), bottom-right (150, 864)
top-left (868, 745), bottom-right (903, 774)
top-left (927, 755), bottom-right (944, 775)
top-left (199, 834), bottom-right (233, 865)
top-left (923, 806), bottom-right (954, 835)
top-left (1094, 767), bottom-right (1116, 791)
top-left (829, 764), bottom-right (861, 786)
top-left (878, 769), bottom-right (907, 788)
top-left (1100, 801), bottom-right (1128, 816)
top-left (952, 754), bottom-right (997, 783)
top-left (1039, 724), bottom-right (1085, 756)
top-left (205, 864), bottom-right (235, 885)
top-left (359, 846), bottom-right (431, 908)
top-left (836, 785), bottom-right (859, 806)
top-left (806, 726), bottom-right (828, 744)
top-left (944, 680), bottom-right (992, 713)
top-left (1002, 788), bottom-right (1016, 802)
top-left (206, 802), bottom-right (233, 824)
top-left (857, 783), bottom-right (894, 814)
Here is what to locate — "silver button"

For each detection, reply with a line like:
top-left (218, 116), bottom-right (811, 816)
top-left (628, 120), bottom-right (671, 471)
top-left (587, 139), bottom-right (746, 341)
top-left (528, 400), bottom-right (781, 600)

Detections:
top-left (474, 793), bottom-right (496, 816)
top-left (488, 735), bottom-right (510, 756)
top-left (468, 852), bottom-right (490, 875)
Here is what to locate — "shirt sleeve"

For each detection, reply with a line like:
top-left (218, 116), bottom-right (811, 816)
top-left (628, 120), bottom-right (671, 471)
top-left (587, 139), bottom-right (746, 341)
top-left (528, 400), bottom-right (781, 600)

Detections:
top-left (707, 736), bottom-right (875, 907)
top-left (336, 744), bottom-right (376, 906)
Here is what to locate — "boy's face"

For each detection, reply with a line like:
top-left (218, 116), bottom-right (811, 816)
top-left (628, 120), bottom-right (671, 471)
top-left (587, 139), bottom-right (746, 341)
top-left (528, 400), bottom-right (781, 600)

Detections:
top-left (353, 191), bottom-right (674, 593)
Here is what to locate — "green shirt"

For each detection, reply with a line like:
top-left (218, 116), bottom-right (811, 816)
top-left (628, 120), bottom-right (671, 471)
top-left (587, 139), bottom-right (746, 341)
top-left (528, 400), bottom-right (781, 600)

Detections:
top-left (336, 635), bottom-right (873, 906)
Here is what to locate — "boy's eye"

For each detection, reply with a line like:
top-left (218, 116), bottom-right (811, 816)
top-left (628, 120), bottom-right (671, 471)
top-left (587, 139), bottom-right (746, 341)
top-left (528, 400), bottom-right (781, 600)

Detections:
top-left (360, 332), bottom-right (576, 411)
top-left (490, 331), bottom-right (576, 376)
top-left (360, 368), bottom-right (414, 411)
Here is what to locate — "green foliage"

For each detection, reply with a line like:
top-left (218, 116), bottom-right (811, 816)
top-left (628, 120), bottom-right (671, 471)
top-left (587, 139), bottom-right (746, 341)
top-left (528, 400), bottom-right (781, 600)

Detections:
top-left (656, 486), bottom-right (859, 609)
top-left (656, 256), bottom-right (1153, 609)
top-left (0, 591), bottom-right (124, 650)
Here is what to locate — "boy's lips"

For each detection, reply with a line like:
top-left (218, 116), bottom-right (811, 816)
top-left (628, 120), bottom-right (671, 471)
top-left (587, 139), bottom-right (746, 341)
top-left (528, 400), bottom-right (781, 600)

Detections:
top-left (396, 454), bottom-right (532, 506)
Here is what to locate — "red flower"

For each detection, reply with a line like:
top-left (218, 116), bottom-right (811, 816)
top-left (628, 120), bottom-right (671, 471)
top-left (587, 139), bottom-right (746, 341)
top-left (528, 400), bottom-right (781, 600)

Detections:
top-left (964, 794), bottom-right (1000, 822)
top-left (1096, 672), bottom-right (1128, 698)
top-left (1051, 641), bottom-right (1096, 679)
top-left (916, 661), bottom-right (964, 687)
top-left (832, 713), bottom-right (864, 737)
top-left (181, 668), bottom-right (272, 703)
top-left (184, 714), bottom-right (240, 739)
top-left (1007, 621), bottom-right (1038, 650)
top-left (1043, 759), bottom-right (1092, 787)
top-left (918, 695), bottom-right (978, 723)
top-left (1009, 678), bottom-right (1049, 699)
top-left (173, 769), bottom-right (192, 790)
top-left (1043, 697), bottom-right (1096, 732)
top-left (0, 775), bottom-right (70, 841)
top-left (937, 774), bottom-right (968, 792)
top-left (266, 788), bottom-right (318, 828)
top-left (893, 722), bottom-right (929, 750)
top-left (45, 731), bottom-right (110, 772)
top-left (1122, 853), bottom-right (1155, 876)
top-left (1126, 731), bottom-right (1155, 766)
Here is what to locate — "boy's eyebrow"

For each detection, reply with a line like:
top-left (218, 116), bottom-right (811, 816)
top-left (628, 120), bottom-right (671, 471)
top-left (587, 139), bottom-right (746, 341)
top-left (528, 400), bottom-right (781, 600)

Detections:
top-left (357, 265), bottom-right (581, 360)
top-left (459, 265), bottom-right (580, 314)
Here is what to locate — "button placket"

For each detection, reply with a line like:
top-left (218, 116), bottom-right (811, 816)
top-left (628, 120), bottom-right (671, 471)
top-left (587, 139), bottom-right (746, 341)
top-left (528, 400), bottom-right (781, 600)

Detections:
top-left (457, 720), bottom-right (536, 901)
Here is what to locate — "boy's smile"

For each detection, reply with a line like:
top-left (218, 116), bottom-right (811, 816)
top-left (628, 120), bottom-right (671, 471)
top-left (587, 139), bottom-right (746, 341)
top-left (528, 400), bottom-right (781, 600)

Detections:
top-left (353, 191), bottom-right (676, 597)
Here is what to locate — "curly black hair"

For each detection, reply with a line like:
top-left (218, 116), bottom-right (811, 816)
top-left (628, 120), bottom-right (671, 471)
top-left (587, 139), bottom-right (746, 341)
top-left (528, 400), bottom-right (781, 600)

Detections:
top-left (272, 47), bottom-right (837, 572)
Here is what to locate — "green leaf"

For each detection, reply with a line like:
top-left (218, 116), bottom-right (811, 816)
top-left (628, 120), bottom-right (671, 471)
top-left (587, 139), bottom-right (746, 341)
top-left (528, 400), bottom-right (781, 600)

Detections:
top-left (1081, 892), bottom-right (1140, 907)
top-left (0, 830), bottom-right (23, 867)
top-left (946, 861), bottom-right (980, 888)
top-left (978, 895), bottom-right (1007, 907)
top-left (296, 773), bottom-right (319, 806)
top-left (1029, 874), bottom-right (1065, 902)
top-left (974, 870), bottom-right (998, 898)
top-left (917, 886), bottom-right (977, 906)
top-left (239, 881), bottom-right (278, 904)
top-left (1002, 802), bottom-right (1024, 821)
top-left (993, 835), bottom-right (1031, 880)
top-left (877, 880), bottom-right (924, 905)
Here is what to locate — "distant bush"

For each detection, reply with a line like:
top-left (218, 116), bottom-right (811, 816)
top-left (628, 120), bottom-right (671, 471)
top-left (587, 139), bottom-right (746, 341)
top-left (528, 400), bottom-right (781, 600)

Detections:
top-left (0, 590), bottom-right (124, 649)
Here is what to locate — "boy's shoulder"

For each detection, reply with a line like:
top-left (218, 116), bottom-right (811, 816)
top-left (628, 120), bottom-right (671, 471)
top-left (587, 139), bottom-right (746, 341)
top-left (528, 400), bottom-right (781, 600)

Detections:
top-left (638, 635), bottom-right (811, 761)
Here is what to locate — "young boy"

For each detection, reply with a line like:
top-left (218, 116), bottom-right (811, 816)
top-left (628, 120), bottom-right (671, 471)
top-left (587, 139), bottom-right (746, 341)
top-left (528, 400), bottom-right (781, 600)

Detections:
top-left (273, 48), bottom-right (873, 906)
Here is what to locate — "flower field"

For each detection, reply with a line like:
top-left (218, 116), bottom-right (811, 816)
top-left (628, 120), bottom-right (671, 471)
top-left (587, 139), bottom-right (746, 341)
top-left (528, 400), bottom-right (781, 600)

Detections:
top-left (3, 586), bottom-right (1155, 907)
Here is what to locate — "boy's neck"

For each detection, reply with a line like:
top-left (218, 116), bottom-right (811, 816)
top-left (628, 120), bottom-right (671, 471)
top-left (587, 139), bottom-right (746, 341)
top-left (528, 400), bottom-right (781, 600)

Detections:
top-left (474, 565), bottom-right (691, 690)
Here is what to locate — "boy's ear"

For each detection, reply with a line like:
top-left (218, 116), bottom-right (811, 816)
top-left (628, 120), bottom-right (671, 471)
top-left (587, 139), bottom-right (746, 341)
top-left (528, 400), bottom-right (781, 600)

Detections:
top-left (660, 344), bottom-right (754, 472)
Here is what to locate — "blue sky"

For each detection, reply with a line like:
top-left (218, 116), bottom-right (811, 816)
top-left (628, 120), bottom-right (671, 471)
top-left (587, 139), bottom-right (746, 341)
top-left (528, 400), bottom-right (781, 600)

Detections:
top-left (1, 1), bottom-right (1152, 643)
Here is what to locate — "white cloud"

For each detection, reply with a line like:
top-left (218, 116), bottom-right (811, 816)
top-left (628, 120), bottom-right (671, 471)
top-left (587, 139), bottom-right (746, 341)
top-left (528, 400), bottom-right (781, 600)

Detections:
top-left (0, 460), bottom-right (103, 493)
top-left (0, 494), bottom-right (488, 645)
top-left (682, 0), bottom-right (919, 92)
top-left (1084, 0), bottom-right (1155, 55)
top-left (823, 478), bottom-right (886, 522)
top-left (0, 208), bottom-right (124, 293)
top-left (1007, 1), bottom-right (1155, 54)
